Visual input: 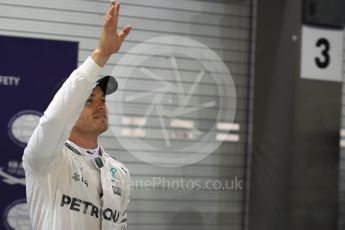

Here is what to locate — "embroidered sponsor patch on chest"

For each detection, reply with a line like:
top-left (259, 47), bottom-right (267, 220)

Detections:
top-left (112, 185), bottom-right (121, 196)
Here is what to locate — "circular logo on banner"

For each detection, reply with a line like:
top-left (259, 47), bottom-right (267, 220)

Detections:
top-left (4, 199), bottom-right (31, 230)
top-left (109, 36), bottom-right (237, 167)
top-left (8, 110), bottom-right (42, 147)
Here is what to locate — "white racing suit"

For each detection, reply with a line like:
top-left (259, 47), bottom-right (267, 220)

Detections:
top-left (23, 57), bottom-right (130, 230)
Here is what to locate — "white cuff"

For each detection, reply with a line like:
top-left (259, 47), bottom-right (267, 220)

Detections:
top-left (79, 57), bottom-right (103, 82)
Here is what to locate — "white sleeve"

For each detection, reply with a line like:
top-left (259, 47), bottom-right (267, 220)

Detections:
top-left (22, 57), bottom-right (102, 175)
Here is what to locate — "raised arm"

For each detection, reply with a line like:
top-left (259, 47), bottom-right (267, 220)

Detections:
top-left (23, 0), bottom-right (131, 175)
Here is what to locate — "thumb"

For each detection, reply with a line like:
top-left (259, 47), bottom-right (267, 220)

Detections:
top-left (119, 25), bottom-right (132, 42)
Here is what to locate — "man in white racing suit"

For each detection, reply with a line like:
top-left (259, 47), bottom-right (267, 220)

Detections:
top-left (22, 1), bottom-right (131, 229)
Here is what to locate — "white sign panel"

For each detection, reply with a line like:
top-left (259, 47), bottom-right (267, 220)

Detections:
top-left (301, 25), bottom-right (344, 82)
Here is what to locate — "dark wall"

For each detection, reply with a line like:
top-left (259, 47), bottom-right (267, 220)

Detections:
top-left (247, 0), bottom-right (340, 229)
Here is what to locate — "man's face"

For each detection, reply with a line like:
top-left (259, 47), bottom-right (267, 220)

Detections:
top-left (73, 86), bottom-right (109, 136)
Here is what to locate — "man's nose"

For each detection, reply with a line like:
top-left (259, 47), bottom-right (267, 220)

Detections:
top-left (95, 100), bottom-right (105, 110)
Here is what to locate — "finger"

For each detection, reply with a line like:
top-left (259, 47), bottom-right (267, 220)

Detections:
top-left (113, 1), bottom-right (120, 31)
top-left (119, 25), bottom-right (132, 42)
top-left (106, 1), bottom-right (116, 18)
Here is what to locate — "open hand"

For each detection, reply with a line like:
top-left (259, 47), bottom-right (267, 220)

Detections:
top-left (92, 0), bottom-right (131, 66)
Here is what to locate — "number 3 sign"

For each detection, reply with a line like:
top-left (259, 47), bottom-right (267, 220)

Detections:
top-left (301, 25), bottom-right (344, 82)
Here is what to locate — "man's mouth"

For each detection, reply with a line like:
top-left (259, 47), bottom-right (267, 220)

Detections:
top-left (94, 114), bottom-right (107, 119)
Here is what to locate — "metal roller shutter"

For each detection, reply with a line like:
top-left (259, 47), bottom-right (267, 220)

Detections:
top-left (0, 0), bottom-right (255, 229)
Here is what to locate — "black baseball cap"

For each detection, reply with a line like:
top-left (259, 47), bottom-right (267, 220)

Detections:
top-left (97, 76), bottom-right (118, 95)
top-left (52, 75), bottom-right (118, 97)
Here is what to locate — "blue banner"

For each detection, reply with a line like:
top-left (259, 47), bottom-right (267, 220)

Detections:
top-left (0, 35), bottom-right (78, 229)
